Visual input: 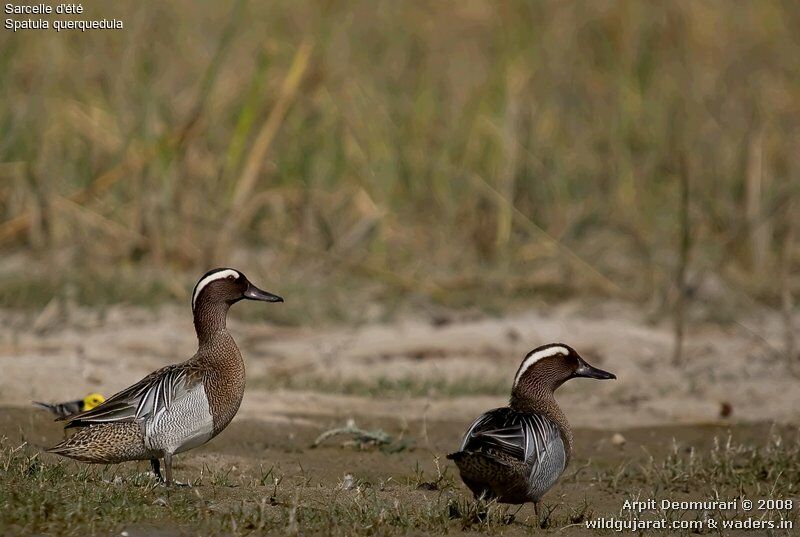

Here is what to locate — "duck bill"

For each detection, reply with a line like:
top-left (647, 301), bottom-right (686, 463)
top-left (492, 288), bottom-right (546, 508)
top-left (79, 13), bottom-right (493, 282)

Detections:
top-left (243, 283), bottom-right (284, 303)
top-left (574, 360), bottom-right (616, 380)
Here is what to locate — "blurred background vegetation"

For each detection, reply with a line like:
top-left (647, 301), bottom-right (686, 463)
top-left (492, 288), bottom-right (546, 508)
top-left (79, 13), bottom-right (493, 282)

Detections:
top-left (0, 0), bottom-right (798, 327)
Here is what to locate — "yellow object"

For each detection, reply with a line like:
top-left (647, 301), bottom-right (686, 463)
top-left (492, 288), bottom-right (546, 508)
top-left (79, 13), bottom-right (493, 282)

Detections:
top-left (82, 393), bottom-right (106, 411)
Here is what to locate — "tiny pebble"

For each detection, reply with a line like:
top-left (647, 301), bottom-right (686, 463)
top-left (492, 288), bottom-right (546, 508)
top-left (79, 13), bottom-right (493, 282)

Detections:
top-left (611, 433), bottom-right (626, 446)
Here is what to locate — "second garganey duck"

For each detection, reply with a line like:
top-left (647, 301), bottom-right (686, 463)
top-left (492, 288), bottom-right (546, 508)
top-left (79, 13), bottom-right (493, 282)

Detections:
top-left (46, 268), bottom-right (283, 486)
top-left (33, 393), bottom-right (106, 418)
top-left (447, 343), bottom-right (615, 516)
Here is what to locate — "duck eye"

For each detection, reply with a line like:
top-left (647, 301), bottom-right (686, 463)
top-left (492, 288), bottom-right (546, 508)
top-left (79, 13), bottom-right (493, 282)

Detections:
top-left (228, 275), bottom-right (236, 280)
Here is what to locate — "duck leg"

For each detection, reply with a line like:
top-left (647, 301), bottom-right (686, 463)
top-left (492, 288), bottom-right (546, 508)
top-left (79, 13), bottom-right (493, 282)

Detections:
top-left (150, 458), bottom-right (163, 482)
top-left (164, 452), bottom-right (174, 487)
top-left (162, 452), bottom-right (190, 487)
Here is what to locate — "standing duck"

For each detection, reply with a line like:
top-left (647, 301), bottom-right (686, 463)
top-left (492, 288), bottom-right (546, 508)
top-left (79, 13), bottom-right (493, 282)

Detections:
top-left (46, 268), bottom-right (283, 486)
top-left (33, 393), bottom-right (106, 418)
top-left (447, 343), bottom-right (615, 516)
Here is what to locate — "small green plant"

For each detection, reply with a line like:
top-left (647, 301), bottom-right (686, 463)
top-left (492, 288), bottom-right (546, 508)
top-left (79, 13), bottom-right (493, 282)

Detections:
top-left (409, 457), bottom-right (453, 491)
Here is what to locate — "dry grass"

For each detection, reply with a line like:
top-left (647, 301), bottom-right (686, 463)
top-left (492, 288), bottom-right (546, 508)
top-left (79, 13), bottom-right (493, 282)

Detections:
top-left (2, 427), bottom-right (799, 536)
top-left (0, 1), bottom-right (798, 325)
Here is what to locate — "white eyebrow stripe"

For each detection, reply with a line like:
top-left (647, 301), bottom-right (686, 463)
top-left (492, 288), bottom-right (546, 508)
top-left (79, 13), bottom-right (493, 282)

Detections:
top-left (513, 346), bottom-right (569, 387)
top-left (192, 269), bottom-right (240, 309)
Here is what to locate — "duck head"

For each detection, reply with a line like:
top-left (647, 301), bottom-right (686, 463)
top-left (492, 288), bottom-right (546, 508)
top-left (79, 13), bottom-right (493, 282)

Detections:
top-left (192, 268), bottom-right (283, 310)
top-left (191, 268), bottom-right (283, 340)
top-left (511, 343), bottom-right (615, 400)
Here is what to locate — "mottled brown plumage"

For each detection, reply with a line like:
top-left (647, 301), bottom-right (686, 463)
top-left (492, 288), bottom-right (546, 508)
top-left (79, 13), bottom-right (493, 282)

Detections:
top-left (46, 268), bottom-right (283, 486)
top-left (192, 332), bottom-right (246, 435)
top-left (448, 343), bottom-right (616, 511)
top-left (48, 422), bottom-right (150, 463)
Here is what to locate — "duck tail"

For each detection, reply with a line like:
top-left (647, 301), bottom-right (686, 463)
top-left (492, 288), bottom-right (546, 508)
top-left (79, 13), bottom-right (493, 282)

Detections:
top-left (447, 450), bottom-right (512, 465)
top-left (446, 451), bottom-right (465, 461)
top-left (44, 421), bottom-right (151, 464)
top-left (45, 436), bottom-right (79, 457)
top-left (447, 450), bottom-right (515, 481)
top-left (44, 429), bottom-right (107, 462)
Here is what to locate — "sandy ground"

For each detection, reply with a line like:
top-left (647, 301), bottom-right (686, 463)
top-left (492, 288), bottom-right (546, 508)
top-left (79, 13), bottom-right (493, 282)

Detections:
top-left (0, 301), bottom-right (796, 432)
top-left (1, 302), bottom-right (797, 535)
top-left (2, 406), bottom-right (788, 536)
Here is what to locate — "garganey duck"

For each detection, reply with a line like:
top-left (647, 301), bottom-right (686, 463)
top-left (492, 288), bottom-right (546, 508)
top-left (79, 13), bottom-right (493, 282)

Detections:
top-left (46, 268), bottom-right (283, 486)
top-left (33, 393), bottom-right (106, 418)
top-left (447, 343), bottom-right (615, 516)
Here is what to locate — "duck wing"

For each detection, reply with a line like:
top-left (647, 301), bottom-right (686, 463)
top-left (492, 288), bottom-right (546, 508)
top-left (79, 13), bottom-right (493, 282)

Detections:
top-left (457, 407), bottom-right (563, 467)
top-left (61, 364), bottom-right (201, 428)
top-left (449, 407), bottom-right (566, 502)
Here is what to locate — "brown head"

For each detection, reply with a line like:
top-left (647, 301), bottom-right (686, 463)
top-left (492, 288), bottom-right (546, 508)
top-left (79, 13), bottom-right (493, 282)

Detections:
top-left (510, 343), bottom-right (615, 407)
top-left (191, 268), bottom-right (283, 340)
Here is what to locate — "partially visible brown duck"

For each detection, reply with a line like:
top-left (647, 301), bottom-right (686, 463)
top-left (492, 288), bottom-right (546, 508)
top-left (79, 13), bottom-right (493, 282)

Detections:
top-left (46, 268), bottom-right (283, 486)
top-left (447, 343), bottom-right (615, 516)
